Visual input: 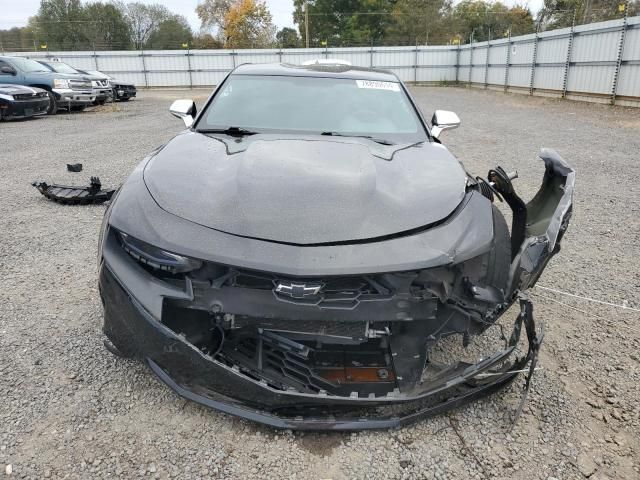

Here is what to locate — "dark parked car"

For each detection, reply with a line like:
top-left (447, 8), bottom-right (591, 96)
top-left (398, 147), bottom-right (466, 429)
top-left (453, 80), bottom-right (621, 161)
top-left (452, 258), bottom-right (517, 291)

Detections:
top-left (110, 77), bottom-right (136, 102)
top-left (81, 69), bottom-right (137, 102)
top-left (0, 56), bottom-right (94, 114)
top-left (98, 63), bottom-right (574, 430)
top-left (0, 84), bottom-right (49, 120)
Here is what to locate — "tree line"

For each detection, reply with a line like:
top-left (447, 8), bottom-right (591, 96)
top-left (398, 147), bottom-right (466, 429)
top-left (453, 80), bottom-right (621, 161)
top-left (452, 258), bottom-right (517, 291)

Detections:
top-left (0, 0), bottom-right (637, 52)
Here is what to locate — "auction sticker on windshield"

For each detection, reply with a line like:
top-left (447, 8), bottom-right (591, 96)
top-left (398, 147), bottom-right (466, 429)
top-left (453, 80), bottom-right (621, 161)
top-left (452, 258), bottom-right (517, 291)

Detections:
top-left (355, 80), bottom-right (400, 91)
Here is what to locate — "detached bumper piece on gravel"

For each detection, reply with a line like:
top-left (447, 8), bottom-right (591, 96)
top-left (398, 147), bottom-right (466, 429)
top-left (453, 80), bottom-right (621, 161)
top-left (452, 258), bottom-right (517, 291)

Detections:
top-left (32, 177), bottom-right (115, 205)
top-left (100, 150), bottom-right (574, 430)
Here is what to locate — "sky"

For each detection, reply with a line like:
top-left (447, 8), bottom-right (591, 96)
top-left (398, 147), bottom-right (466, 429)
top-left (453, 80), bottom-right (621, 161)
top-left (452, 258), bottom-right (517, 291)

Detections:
top-left (0, 0), bottom-right (543, 33)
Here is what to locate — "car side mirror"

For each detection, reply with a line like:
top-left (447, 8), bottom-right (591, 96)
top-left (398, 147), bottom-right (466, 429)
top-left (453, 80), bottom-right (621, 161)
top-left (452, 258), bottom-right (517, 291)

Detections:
top-left (0, 65), bottom-right (16, 75)
top-left (169, 99), bottom-right (197, 128)
top-left (431, 110), bottom-right (460, 139)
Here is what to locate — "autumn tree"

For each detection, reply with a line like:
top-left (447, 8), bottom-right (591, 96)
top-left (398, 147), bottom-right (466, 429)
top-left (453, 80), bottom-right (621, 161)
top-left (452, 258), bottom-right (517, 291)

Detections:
top-left (196, 0), bottom-right (275, 48)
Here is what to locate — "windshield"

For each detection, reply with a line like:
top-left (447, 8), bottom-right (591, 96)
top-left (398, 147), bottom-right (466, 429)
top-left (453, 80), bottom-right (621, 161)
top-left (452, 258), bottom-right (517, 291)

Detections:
top-left (197, 75), bottom-right (427, 143)
top-left (7, 57), bottom-right (50, 73)
top-left (41, 62), bottom-right (80, 74)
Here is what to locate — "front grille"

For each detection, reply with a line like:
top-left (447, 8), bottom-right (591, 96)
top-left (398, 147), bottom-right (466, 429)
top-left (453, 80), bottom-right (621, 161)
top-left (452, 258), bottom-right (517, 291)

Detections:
top-left (14, 93), bottom-right (46, 100)
top-left (221, 331), bottom-right (396, 396)
top-left (70, 79), bottom-right (92, 91)
top-left (230, 269), bottom-right (394, 310)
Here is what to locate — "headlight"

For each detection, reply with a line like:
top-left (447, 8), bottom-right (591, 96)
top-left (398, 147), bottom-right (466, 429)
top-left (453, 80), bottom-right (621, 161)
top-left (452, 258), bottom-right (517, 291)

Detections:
top-left (53, 78), bottom-right (70, 89)
top-left (118, 231), bottom-right (202, 274)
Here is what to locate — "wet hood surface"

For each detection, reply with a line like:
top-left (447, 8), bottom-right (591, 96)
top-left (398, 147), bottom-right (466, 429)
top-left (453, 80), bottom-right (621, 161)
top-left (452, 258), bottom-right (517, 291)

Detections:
top-left (143, 132), bottom-right (467, 244)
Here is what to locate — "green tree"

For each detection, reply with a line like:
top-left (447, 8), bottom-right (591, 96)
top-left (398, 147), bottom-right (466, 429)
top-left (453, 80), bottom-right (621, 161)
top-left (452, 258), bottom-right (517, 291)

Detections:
top-left (537, 0), bottom-right (638, 29)
top-left (0, 26), bottom-right (37, 52)
top-left (449, 0), bottom-right (534, 43)
top-left (292, 0), bottom-right (395, 46)
top-left (192, 32), bottom-right (224, 49)
top-left (276, 27), bottom-right (300, 47)
top-left (146, 15), bottom-right (193, 49)
top-left (33, 0), bottom-right (86, 49)
top-left (81, 2), bottom-right (131, 49)
top-left (387, 0), bottom-right (453, 45)
top-left (117, 2), bottom-right (171, 49)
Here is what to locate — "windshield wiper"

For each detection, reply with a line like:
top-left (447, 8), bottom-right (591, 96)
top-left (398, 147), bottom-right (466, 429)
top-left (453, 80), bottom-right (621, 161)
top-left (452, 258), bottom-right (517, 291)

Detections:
top-left (197, 126), bottom-right (258, 137)
top-left (320, 132), bottom-right (396, 145)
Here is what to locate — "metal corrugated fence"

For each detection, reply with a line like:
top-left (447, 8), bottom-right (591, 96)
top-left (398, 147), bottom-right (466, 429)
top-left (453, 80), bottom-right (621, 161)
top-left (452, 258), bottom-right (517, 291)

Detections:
top-left (6, 16), bottom-right (640, 107)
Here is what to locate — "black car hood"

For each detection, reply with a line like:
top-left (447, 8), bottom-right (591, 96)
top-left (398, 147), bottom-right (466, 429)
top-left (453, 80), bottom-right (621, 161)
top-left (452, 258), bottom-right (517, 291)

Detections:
top-left (0, 84), bottom-right (44, 95)
top-left (143, 132), bottom-right (467, 245)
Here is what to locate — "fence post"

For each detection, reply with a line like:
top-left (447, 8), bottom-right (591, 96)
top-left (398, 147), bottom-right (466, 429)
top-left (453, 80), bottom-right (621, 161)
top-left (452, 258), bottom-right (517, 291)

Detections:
top-left (468, 41), bottom-right (473, 85)
top-left (140, 49), bottom-right (148, 87)
top-left (414, 40), bottom-right (418, 83)
top-left (562, 13), bottom-right (576, 99)
top-left (484, 35), bottom-right (490, 89)
top-left (370, 40), bottom-right (373, 68)
top-left (231, 49), bottom-right (236, 68)
top-left (529, 29), bottom-right (539, 95)
top-left (455, 44), bottom-right (460, 84)
top-left (278, 47), bottom-right (283, 63)
top-left (504, 31), bottom-right (511, 93)
top-left (186, 48), bottom-right (193, 89)
top-left (93, 47), bottom-right (99, 70)
top-left (611, 5), bottom-right (628, 105)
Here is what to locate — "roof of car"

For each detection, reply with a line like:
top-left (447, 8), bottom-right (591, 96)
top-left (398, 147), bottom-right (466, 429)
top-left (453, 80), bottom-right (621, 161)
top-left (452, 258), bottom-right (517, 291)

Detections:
top-left (232, 63), bottom-right (399, 82)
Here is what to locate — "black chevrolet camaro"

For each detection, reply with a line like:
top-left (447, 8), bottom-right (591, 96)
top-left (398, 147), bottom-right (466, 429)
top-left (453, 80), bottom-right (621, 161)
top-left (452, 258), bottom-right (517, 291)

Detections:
top-left (98, 63), bottom-right (574, 430)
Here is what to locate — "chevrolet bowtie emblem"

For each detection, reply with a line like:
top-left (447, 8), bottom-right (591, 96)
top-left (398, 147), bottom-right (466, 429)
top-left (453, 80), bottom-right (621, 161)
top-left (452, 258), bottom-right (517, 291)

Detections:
top-left (275, 281), bottom-right (323, 298)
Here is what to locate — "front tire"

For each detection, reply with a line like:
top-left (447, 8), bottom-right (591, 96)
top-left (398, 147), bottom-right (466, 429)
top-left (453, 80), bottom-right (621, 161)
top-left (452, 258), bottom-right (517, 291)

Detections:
top-left (46, 91), bottom-right (58, 115)
top-left (487, 205), bottom-right (512, 295)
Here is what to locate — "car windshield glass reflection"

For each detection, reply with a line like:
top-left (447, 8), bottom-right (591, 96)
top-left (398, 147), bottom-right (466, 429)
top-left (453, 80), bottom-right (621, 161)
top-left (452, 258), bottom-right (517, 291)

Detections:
top-left (199, 75), bottom-right (427, 144)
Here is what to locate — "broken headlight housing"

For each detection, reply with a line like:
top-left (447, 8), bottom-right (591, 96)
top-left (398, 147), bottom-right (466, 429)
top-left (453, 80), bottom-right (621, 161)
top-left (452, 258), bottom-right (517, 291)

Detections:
top-left (117, 231), bottom-right (202, 274)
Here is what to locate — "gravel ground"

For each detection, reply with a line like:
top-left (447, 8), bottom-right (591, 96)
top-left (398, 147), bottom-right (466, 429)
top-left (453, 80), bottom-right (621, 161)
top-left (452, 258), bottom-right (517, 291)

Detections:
top-left (1, 87), bottom-right (639, 479)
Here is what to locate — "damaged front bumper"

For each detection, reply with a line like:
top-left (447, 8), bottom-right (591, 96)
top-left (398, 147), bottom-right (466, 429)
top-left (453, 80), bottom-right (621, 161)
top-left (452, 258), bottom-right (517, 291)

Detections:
top-left (99, 149), bottom-right (574, 430)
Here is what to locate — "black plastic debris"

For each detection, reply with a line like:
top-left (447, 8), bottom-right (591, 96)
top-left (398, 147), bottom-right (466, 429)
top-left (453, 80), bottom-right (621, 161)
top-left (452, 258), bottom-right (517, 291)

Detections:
top-left (67, 163), bottom-right (83, 172)
top-left (32, 176), bottom-right (116, 205)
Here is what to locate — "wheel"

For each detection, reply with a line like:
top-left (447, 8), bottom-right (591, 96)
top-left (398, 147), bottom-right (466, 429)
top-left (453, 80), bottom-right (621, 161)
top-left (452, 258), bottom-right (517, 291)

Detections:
top-left (97, 99), bottom-right (106, 106)
top-left (486, 205), bottom-right (511, 294)
top-left (103, 337), bottom-right (138, 358)
top-left (120, 97), bottom-right (130, 102)
top-left (46, 91), bottom-right (58, 115)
